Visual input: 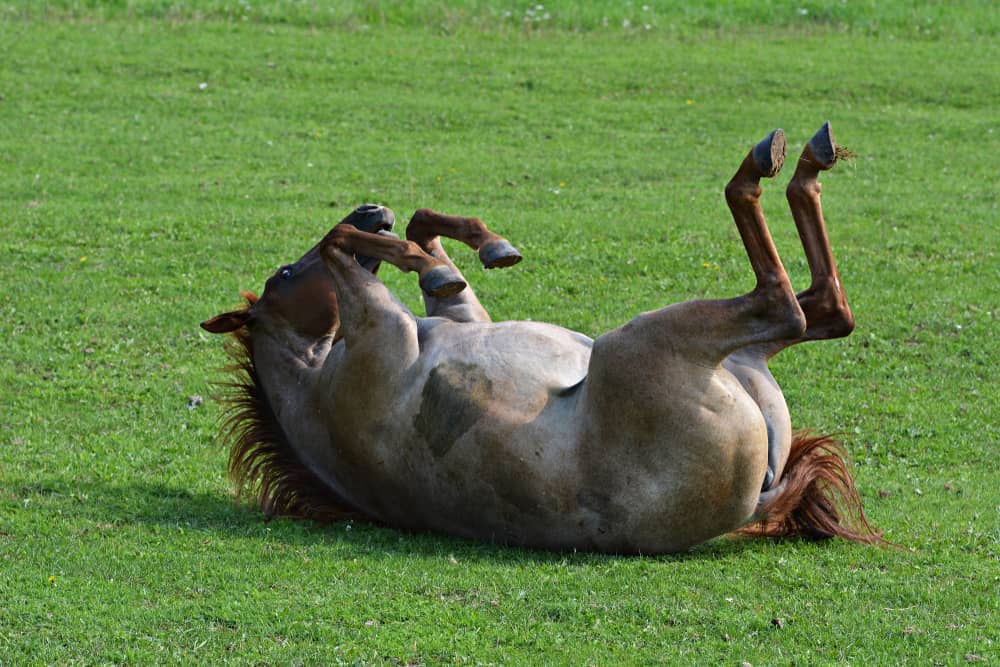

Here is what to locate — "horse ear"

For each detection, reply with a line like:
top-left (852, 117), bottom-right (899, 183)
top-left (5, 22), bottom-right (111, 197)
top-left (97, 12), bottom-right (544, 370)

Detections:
top-left (200, 309), bottom-right (250, 334)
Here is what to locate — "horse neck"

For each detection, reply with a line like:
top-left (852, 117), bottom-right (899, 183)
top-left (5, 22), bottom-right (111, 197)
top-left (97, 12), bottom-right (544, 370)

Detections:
top-left (253, 332), bottom-right (330, 442)
top-left (251, 329), bottom-right (336, 464)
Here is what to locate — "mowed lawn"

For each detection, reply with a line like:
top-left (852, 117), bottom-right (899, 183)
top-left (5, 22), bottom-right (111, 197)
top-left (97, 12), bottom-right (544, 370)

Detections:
top-left (1, 2), bottom-right (997, 664)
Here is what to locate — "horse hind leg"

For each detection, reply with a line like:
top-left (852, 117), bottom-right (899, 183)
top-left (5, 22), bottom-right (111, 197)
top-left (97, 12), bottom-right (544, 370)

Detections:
top-left (592, 129), bottom-right (806, 370)
top-left (405, 209), bottom-right (523, 322)
top-left (587, 129), bottom-right (807, 419)
top-left (690, 128), bottom-right (812, 358)
top-left (738, 122), bottom-right (857, 361)
top-left (725, 123), bottom-right (857, 491)
top-left (661, 128), bottom-right (806, 362)
top-left (785, 121), bottom-right (855, 343)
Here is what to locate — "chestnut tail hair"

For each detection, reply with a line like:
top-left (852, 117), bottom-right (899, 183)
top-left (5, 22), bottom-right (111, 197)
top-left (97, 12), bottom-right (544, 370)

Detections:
top-left (738, 432), bottom-right (888, 545)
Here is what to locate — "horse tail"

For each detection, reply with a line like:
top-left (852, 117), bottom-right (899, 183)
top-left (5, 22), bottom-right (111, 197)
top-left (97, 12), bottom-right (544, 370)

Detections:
top-left (737, 431), bottom-right (888, 545)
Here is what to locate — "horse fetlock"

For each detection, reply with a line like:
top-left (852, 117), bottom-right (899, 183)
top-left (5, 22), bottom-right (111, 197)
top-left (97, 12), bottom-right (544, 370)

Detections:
top-left (400, 239), bottom-right (427, 264)
top-left (786, 177), bottom-right (822, 202)
top-left (724, 180), bottom-right (763, 206)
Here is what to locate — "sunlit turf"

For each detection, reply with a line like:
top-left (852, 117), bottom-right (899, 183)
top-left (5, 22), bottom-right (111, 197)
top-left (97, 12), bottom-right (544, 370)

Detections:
top-left (1, 3), bottom-right (997, 664)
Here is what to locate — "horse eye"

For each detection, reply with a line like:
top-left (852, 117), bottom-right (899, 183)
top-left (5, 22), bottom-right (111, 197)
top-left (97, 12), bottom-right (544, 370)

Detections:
top-left (279, 266), bottom-right (293, 279)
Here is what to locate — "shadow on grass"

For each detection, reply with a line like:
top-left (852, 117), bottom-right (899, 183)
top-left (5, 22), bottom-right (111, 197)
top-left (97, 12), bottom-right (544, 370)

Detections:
top-left (17, 476), bottom-right (777, 564)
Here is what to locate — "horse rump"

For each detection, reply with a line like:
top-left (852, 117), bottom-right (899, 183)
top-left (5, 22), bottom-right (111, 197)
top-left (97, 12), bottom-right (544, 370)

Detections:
top-left (737, 432), bottom-right (888, 545)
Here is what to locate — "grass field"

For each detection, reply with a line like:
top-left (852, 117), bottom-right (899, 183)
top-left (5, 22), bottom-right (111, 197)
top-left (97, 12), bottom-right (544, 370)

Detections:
top-left (1, 1), bottom-right (997, 664)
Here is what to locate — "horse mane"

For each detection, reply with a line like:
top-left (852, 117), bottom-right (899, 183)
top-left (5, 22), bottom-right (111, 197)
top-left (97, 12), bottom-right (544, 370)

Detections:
top-left (215, 309), bottom-right (361, 523)
top-left (737, 432), bottom-right (891, 546)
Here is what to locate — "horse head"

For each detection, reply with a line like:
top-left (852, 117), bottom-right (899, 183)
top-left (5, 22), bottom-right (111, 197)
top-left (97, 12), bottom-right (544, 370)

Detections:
top-left (196, 204), bottom-right (398, 523)
top-left (200, 204), bottom-right (396, 343)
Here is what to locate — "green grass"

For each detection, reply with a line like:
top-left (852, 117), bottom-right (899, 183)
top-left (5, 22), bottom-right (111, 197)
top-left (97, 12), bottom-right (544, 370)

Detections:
top-left (1, 2), bottom-right (997, 664)
top-left (3, 0), bottom-right (998, 38)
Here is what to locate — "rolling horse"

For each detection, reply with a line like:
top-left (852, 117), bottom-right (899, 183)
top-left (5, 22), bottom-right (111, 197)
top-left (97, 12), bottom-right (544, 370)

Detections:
top-left (202, 123), bottom-right (884, 553)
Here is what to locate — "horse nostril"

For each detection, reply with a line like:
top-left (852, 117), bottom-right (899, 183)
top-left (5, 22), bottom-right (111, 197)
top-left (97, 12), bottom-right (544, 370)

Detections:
top-left (355, 204), bottom-right (382, 214)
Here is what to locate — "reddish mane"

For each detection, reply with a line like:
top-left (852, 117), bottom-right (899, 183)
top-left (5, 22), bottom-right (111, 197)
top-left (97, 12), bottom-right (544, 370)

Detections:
top-left (215, 305), bottom-right (361, 523)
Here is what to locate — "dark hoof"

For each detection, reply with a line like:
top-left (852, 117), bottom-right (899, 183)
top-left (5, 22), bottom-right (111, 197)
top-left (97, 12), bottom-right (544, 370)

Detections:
top-left (807, 121), bottom-right (837, 169)
top-left (419, 265), bottom-right (467, 298)
top-left (478, 239), bottom-right (523, 269)
top-left (751, 129), bottom-right (786, 178)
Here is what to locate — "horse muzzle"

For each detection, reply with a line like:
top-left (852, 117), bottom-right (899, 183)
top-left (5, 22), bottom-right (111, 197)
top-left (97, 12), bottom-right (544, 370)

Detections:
top-left (342, 203), bottom-right (396, 235)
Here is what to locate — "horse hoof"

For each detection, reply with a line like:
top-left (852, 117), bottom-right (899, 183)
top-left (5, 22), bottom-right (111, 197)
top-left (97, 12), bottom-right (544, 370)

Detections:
top-left (478, 239), bottom-right (523, 269)
top-left (751, 129), bottom-right (785, 178)
top-left (806, 121), bottom-right (837, 169)
top-left (419, 265), bottom-right (467, 298)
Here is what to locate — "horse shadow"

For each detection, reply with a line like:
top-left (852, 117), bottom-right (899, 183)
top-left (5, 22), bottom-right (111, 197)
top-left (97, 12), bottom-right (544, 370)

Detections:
top-left (34, 477), bottom-right (778, 565)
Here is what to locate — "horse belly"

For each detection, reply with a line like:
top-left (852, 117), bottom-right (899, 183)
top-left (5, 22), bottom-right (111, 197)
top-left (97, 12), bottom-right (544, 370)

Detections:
top-left (334, 321), bottom-right (594, 544)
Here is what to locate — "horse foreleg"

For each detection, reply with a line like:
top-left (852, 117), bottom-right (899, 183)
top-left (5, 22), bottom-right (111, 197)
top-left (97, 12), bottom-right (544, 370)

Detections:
top-left (323, 223), bottom-right (468, 299)
top-left (407, 209), bottom-right (523, 269)
top-left (405, 209), bottom-right (523, 322)
top-left (319, 226), bottom-right (448, 383)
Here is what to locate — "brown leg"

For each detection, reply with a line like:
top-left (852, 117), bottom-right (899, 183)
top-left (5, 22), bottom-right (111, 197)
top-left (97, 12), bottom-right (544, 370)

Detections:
top-left (405, 209), bottom-right (524, 322)
top-left (785, 121), bottom-right (855, 342)
top-left (582, 132), bottom-right (810, 525)
top-left (407, 209), bottom-right (523, 269)
top-left (322, 223), bottom-right (467, 299)
top-left (710, 129), bottom-right (807, 354)
top-left (723, 124), bottom-right (855, 488)
top-left (725, 129), bottom-right (789, 289)
top-left (410, 235), bottom-right (493, 322)
top-left (590, 130), bottom-right (806, 368)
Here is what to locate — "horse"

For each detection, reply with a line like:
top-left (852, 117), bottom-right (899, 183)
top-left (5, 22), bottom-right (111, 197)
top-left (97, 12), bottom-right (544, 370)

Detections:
top-left (201, 123), bottom-right (884, 554)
